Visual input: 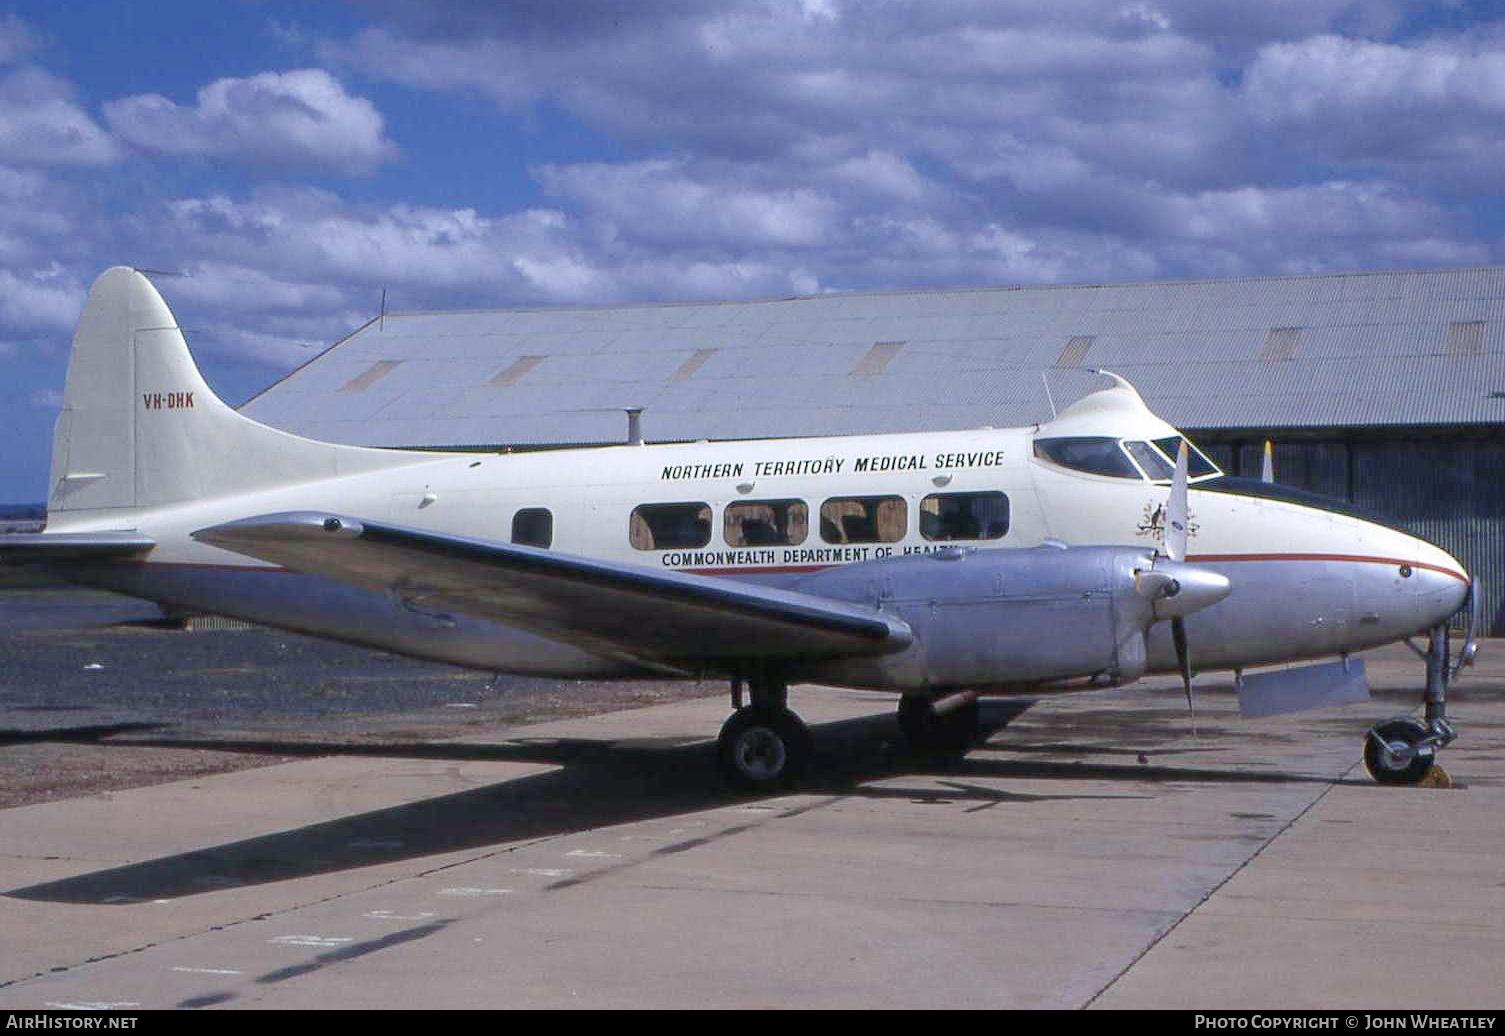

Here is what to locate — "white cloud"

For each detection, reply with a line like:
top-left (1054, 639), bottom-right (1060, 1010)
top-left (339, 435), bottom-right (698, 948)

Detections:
top-left (829, 150), bottom-right (942, 204)
top-left (511, 254), bottom-right (614, 300)
top-left (168, 261), bottom-right (348, 315)
top-left (0, 67), bottom-right (119, 166)
top-left (1241, 34), bottom-right (1505, 186)
top-left (330, 29), bottom-right (533, 105)
top-left (1245, 35), bottom-right (1505, 123)
top-left (0, 264), bottom-right (86, 333)
top-left (540, 158), bottom-right (840, 249)
top-left (164, 189), bottom-right (513, 286)
top-left (123, 188), bottom-right (633, 358)
top-left (104, 69), bottom-right (397, 174)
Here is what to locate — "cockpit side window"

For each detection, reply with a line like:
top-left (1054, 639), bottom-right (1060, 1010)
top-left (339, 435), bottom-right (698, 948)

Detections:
top-left (1124, 441), bottom-right (1175, 480)
top-left (1153, 436), bottom-right (1219, 479)
top-left (1032, 437), bottom-right (1142, 479)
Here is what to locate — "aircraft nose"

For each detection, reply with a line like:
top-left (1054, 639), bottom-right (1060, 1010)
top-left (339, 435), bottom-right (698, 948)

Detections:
top-left (1411, 538), bottom-right (1471, 628)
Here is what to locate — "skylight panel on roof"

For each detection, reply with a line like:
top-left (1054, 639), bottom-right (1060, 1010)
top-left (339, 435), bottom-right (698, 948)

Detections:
top-left (339, 360), bottom-right (403, 392)
top-left (851, 341), bottom-right (904, 375)
top-left (490, 355), bottom-right (547, 386)
top-left (1055, 335), bottom-right (1093, 368)
top-left (671, 348), bottom-right (717, 382)
top-left (1259, 328), bottom-right (1303, 362)
top-left (1447, 321), bottom-right (1485, 356)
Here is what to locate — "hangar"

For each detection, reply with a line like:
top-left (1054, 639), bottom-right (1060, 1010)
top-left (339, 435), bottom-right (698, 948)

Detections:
top-left (240, 266), bottom-right (1505, 633)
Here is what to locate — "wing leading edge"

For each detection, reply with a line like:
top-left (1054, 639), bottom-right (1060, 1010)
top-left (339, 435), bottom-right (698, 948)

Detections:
top-left (193, 512), bottom-right (913, 670)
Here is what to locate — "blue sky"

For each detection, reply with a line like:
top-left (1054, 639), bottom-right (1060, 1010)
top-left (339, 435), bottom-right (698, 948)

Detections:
top-left (2, 0), bottom-right (1504, 502)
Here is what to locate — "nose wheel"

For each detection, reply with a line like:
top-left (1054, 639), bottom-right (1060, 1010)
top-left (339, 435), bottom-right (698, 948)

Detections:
top-left (1363, 717), bottom-right (1444, 785)
top-left (1364, 616), bottom-right (1469, 786)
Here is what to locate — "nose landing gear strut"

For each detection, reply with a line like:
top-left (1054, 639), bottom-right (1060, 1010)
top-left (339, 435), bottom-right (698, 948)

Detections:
top-left (1363, 586), bottom-right (1478, 785)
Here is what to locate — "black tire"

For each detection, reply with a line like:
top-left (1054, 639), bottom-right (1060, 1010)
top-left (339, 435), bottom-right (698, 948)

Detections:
top-left (717, 706), bottom-right (811, 791)
top-left (896, 695), bottom-right (936, 743)
top-left (897, 695), bottom-right (980, 759)
top-left (1363, 717), bottom-right (1435, 786)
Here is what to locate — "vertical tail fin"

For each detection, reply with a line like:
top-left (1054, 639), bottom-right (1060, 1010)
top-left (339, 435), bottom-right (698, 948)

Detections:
top-left (48, 267), bottom-right (418, 521)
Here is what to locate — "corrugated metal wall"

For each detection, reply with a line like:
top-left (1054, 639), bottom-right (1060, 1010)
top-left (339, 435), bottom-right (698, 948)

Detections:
top-left (1196, 430), bottom-right (1505, 634)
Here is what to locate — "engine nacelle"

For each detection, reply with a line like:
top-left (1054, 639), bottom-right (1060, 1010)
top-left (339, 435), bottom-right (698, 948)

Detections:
top-left (793, 544), bottom-right (1194, 692)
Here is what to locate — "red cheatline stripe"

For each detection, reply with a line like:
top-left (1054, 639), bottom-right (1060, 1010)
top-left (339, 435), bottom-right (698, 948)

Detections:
top-left (1187, 553), bottom-right (1468, 584)
top-left (683, 565), bottom-right (831, 576)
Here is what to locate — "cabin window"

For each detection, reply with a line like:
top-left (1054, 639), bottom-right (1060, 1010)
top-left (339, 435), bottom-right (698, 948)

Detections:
top-left (511, 508), bottom-right (553, 548)
top-left (819, 495), bottom-right (907, 544)
top-left (920, 492), bottom-right (1009, 541)
top-left (1032, 437), bottom-right (1142, 479)
top-left (630, 502), bottom-right (712, 550)
top-left (724, 499), bottom-right (808, 547)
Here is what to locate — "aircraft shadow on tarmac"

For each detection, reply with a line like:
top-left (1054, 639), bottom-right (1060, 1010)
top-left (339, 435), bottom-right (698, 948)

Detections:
top-left (5, 701), bottom-right (1365, 905)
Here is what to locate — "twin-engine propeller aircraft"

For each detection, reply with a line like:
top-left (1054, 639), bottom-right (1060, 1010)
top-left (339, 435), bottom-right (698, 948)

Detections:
top-left (0, 268), bottom-right (1479, 789)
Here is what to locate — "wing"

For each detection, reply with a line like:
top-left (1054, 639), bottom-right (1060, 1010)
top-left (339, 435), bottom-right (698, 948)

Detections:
top-left (193, 512), bottom-right (912, 669)
top-left (0, 531), bottom-right (156, 564)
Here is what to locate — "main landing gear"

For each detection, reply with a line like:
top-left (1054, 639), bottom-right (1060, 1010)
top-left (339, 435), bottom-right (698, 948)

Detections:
top-left (713, 675), bottom-right (986, 791)
top-left (897, 691), bottom-right (981, 759)
top-left (716, 670), bottom-right (812, 792)
top-left (1363, 614), bottom-right (1476, 786)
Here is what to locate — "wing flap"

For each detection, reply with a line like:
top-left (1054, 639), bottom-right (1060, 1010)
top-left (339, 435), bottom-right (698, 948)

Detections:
top-left (193, 512), bottom-right (912, 666)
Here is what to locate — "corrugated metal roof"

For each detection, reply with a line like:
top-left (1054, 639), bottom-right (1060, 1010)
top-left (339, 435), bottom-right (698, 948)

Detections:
top-left (241, 266), bottom-right (1505, 446)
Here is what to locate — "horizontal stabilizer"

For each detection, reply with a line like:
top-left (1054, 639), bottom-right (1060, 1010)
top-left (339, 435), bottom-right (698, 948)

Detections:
top-left (193, 512), bottom-right (913, 668)
top-left (1236, 658), bottom-right (1369, 718)
top-left (0, 531), bottom-right (155, 564)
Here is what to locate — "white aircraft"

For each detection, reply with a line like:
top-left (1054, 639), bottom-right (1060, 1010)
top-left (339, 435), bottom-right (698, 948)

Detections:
top-left (1, 268), bottom-right (1478, 789)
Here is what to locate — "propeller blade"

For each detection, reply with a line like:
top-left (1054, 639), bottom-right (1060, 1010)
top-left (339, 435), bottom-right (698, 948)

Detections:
top-left (1145, 442), bottom-right (1212, 725)
top-left (1172, 615), bottom-right (1194, 715)
top-left (1162, 439), bottom-right (1189, 562)
top-left (1260, 439), bottom-right (1275, 484)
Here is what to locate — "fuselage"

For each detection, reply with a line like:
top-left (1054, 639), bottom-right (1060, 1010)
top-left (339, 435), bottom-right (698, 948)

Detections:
top-left (46, 384), bottom-right (1469, 686)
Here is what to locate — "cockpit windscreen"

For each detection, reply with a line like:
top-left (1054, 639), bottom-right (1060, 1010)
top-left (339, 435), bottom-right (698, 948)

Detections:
top-left (1033, 435), bottom-right (1220, 483)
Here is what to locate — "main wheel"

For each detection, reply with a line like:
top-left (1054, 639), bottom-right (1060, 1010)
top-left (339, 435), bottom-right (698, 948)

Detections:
top-left (717, 706), bottom-right (812, 791)
top-left (1363, 717), bottom-right (1435, 786)
top-left (897, 695), bottom-right (980, 759)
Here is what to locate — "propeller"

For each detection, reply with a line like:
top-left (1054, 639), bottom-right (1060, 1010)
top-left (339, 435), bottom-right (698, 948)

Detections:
top-left (1165, 439), bottom-right (1192, 712)
top-left (1166, 441), bottom-right (1189, 556)
top-left (1134, 439), bottom-right (1228, 717)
